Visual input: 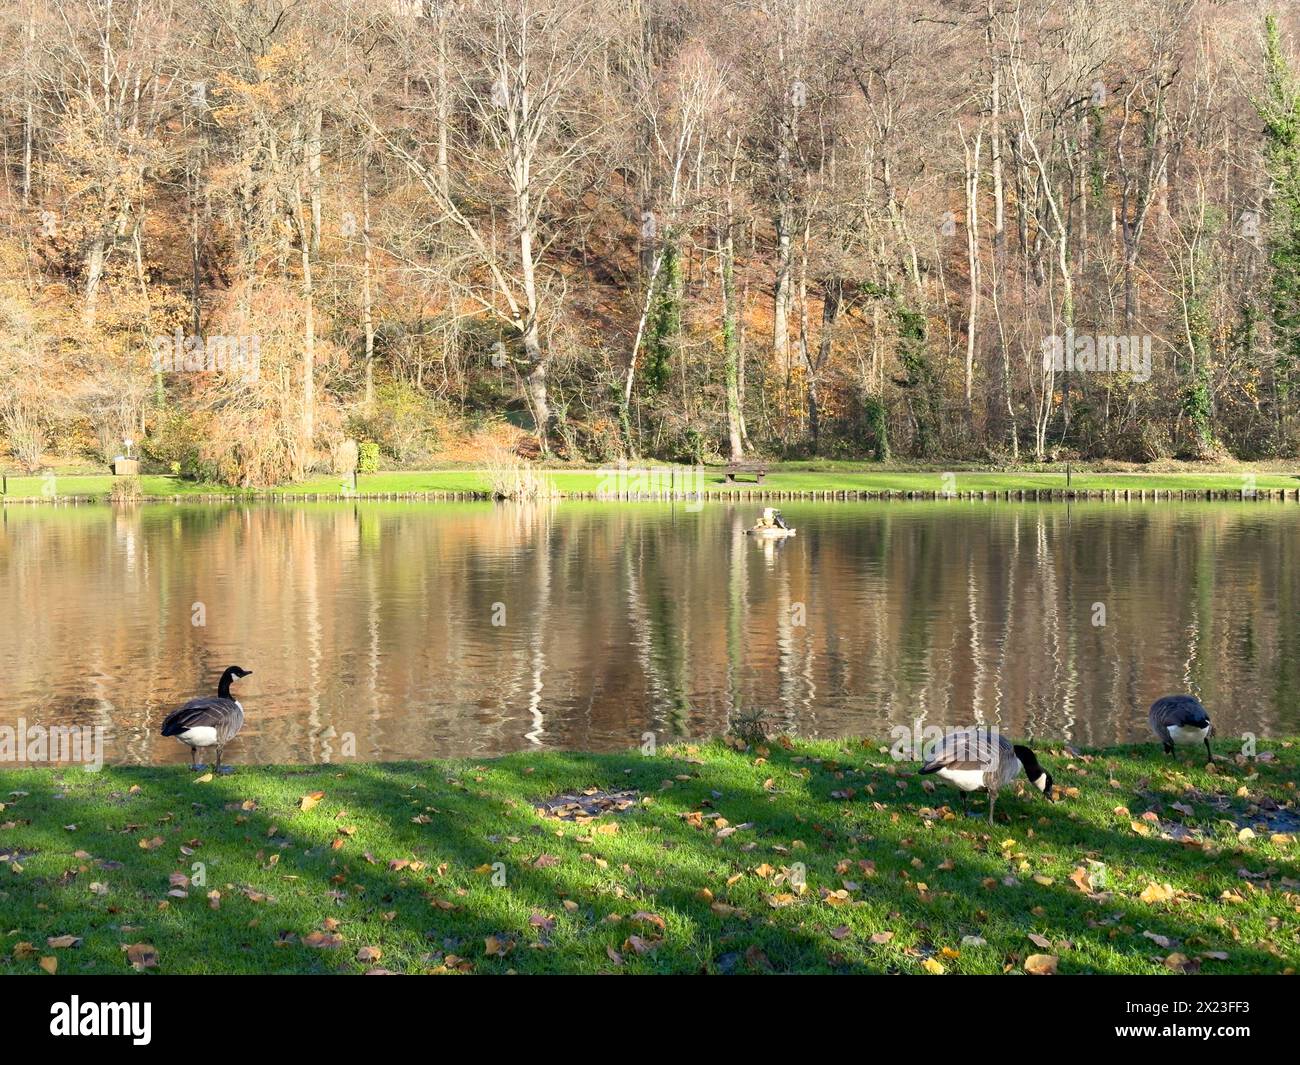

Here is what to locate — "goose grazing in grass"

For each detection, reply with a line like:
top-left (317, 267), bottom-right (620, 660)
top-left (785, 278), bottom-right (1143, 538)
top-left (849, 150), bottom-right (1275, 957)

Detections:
top-left (1148, 694), bottom-right (1212, 762)
top-left (160, 666), bottom-right (252, 772)
top-left (919, 727), bottom-right (1054, 824)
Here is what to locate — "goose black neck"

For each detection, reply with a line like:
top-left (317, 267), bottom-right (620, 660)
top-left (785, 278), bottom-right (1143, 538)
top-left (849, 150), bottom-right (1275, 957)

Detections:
top-left (217, 669), bottom-right (236, 700)
top-left (1013, 744), bottom-right (1042, 779)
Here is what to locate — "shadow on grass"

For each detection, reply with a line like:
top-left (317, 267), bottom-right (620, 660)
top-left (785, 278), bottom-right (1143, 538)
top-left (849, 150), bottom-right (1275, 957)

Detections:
top-left (1, 741), bottom-right (1295, 974)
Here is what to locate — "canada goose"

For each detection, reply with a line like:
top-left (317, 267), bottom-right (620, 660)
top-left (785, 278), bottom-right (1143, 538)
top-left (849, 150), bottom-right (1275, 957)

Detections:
top-left (919, 727), bottom-right (1054, 824)
top-left (160, 666), bottom-right (252, 772)
top-left (1148, 694), bottom-right (1212, 762)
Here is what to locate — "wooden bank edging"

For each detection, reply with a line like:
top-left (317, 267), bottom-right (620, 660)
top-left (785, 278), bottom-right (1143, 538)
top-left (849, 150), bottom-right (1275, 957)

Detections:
top-left (2, 486), bottom-right (1299, 505)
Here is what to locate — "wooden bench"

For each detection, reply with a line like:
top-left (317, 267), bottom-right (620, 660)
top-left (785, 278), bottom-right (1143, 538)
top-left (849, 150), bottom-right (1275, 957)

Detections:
top-left (725, 461), bottom-right (767, 484)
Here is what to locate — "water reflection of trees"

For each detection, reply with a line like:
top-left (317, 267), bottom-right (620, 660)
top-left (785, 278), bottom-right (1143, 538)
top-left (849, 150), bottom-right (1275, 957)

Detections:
top-left (0, 503), bottom-right (1295, 762)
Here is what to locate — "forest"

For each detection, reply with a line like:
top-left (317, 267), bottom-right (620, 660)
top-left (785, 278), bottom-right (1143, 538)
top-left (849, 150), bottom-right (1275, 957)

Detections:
top-left (2, 0), bottom-right (1299, 486)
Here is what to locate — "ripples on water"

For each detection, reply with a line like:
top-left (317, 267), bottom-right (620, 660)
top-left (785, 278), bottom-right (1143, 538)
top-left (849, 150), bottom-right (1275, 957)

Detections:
top-left (1, 500), bottom-right (1295, 763)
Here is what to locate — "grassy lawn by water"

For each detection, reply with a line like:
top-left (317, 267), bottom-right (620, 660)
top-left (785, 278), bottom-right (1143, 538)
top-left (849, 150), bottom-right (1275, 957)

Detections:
top-left (1, 737), bottom-right (1295, 974)
top-left (2, 462), bottom-right (1298, 501)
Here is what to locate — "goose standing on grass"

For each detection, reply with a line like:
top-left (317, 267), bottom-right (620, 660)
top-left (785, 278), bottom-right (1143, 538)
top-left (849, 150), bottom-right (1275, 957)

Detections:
top-left (919, 727), bottom-right (1054, 824)
top-left (1148, 694), bottom-right (1212, 762)
top-left (160, 666), bottom-right (252, 772)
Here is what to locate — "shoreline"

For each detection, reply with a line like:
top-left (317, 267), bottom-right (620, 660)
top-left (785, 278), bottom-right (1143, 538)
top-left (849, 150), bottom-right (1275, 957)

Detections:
top-left (5, 487), bottom-right (1300, 504)
top-left (3, 463), bottom-right (1298, 505)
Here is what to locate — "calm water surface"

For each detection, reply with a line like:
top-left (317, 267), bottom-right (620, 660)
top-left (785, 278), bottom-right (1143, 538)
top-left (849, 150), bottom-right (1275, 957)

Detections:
top-left (2, 501), bottom-right (1296, 764)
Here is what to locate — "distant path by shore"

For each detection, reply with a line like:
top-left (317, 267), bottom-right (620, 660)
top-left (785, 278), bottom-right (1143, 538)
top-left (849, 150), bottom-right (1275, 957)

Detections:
top-left (2, 462), bottom-right (1298, 504)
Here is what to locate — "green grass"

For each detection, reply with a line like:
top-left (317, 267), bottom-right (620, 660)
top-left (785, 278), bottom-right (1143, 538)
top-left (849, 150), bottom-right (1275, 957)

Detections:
top-left (2, 463), bottom-right (1297, 501)
top-left (1, 737), bottom-right (1296, 974)
top-left (0, 471), bottom-right (491, 499)
top-left (268, 471), bottom-right (491, 494)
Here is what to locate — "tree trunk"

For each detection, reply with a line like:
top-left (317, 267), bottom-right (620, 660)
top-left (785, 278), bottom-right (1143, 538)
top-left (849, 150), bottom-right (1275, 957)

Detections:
top-left (84, 234), bottom-right (107, 327)
top-left (986, 14), bottom-right (1017, 458)
top-left (774, 204), bottom-right (792, 376)
top-left (361, 141), bottom-right (376, 410)
top-left (963, 127), bottom-right (983, 418)
top-left (21, 11), bottom-right (33, 206)
top-left (291, 169), bottom-right (316, 448)
top-left (806, 278), bottom-right (840, 454)
top-left (308, 106), bottom-right (323, 253)
top-left (523, 323), bottom-right (550, 449)
top-left (435, 12), bottom-right (450, 204)
top-left (720, 218), bottom-right (744, 461)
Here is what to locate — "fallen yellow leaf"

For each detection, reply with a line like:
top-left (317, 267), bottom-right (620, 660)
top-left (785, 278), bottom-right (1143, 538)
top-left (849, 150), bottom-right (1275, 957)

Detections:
top-left (1139, 882), bottom-right (1176, 904)
top-left (298, 791), bottom-right (326, 812)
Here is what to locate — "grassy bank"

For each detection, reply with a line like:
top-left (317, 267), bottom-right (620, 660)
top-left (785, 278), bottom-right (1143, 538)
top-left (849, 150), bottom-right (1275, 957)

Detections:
top-left (2, 461), bottom-right (1298, 502)
top-left (1, 737), bottom-right (1296, 974)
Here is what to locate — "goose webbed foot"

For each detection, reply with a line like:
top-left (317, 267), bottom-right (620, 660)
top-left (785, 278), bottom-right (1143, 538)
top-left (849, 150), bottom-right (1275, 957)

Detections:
top-left (1163, 742), bottom-right (1175, 757)
top-left (217, 764), bottom-right (235, 775)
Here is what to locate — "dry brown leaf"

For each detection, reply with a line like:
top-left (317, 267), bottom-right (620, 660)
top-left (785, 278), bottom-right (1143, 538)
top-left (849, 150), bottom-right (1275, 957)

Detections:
top-left (629, 911), bottom-right (666, 931)
top-left (46, 935), bottom-right (81, 949)
top-left (124, 943), bottom-right (159, 970)
top-left (622, 934), bottom-right (660, 955)
top-left (298, 791), bottom-right (326, 812)
top-left (484, 935), bottom-right (515, 957)
top-left (303, 931), bottom-right (342, 948)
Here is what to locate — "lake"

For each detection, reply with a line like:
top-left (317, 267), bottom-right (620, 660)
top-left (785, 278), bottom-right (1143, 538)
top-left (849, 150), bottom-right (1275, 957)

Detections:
top-left (1, 500), bottom-right (1296, 764)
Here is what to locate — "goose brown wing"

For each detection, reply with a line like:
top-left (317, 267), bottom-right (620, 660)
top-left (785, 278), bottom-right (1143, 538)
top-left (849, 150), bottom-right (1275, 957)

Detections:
top-left (1150, 695), bottom-right (1208, 726)
top-left (161, 697), bottom-right (243, 741)
top-left (920, 728), bottom-right (1011, 773)
top-left (1149, 695), bottom-right (1208, 740)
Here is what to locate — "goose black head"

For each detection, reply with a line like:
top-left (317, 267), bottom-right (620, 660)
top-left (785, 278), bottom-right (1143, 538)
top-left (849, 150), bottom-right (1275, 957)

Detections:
top-left (217, 665), bottom-right (252, 699)
top-left (1013, 744), bottom-right (1054, 801)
